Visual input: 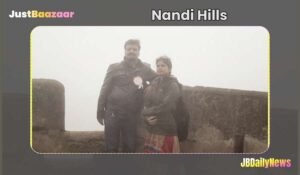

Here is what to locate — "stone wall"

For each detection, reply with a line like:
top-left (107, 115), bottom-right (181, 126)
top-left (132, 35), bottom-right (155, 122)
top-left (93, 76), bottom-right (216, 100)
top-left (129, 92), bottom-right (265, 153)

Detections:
top-left (32, 79), bottom-right (65, 153)
top-left (32, 79), bottom-right (268, 153)
top-left (181, 86), bottom-right (268, 153)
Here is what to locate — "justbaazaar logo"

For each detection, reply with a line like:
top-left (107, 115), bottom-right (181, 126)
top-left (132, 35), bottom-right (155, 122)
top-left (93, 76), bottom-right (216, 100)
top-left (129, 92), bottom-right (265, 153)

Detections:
top-left (8, 10), bottom-right (75, 18)
top-left (240, 158), bottom-right (292, 168)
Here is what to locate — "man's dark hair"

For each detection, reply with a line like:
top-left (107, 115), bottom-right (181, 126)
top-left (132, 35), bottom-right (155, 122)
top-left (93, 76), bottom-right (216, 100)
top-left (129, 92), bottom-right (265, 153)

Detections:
top-left (124, 39), bottom-right (141, 50)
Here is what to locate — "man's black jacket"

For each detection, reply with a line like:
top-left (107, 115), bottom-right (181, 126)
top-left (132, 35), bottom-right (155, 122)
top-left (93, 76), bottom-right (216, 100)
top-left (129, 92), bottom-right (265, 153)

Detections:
top-left (97, 58), bottom-right (156, 123)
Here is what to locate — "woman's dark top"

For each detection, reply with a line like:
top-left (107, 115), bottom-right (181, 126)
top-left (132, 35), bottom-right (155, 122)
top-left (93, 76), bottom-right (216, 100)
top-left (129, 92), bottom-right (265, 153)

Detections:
top-left (142, 75), bottom-right (180, 135)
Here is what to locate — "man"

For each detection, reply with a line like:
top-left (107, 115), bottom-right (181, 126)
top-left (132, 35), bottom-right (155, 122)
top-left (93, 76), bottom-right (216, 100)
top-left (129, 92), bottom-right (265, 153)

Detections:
top-left (97, 39), bottom-right (156, 152)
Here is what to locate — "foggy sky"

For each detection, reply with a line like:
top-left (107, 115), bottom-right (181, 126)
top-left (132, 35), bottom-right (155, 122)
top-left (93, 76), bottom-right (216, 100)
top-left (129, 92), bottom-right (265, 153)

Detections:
top-left (32, 26), bottom-right (269, 131)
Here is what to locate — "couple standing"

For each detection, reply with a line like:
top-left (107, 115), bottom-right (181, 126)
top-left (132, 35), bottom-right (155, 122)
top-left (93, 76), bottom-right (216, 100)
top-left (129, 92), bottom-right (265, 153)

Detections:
top-left (97, 39), bottom-right (181, 153)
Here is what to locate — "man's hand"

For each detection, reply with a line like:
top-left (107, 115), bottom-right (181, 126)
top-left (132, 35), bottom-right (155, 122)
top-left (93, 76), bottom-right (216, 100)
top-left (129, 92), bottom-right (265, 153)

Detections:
top-left (146, 116), bottom-right (158, 126)
top-left (98, 117), bottom-right (104, 125)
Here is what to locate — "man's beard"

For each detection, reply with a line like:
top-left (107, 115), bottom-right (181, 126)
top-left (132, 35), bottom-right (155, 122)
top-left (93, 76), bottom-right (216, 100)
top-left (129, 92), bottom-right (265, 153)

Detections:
top-left (125, 55), bottom-right (138, 60)
top-left (124, 56), bottom-right (139, 67)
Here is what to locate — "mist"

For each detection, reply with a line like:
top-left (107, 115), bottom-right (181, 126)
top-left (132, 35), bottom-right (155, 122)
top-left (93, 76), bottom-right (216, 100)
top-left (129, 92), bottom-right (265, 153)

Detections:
top-left (32, 26), bottom-right (269, 131)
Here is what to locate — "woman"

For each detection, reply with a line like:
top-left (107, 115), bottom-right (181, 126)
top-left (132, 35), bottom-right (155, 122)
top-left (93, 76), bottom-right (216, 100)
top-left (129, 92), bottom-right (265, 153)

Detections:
top-left (142, 56), bottom-right (181, 153)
